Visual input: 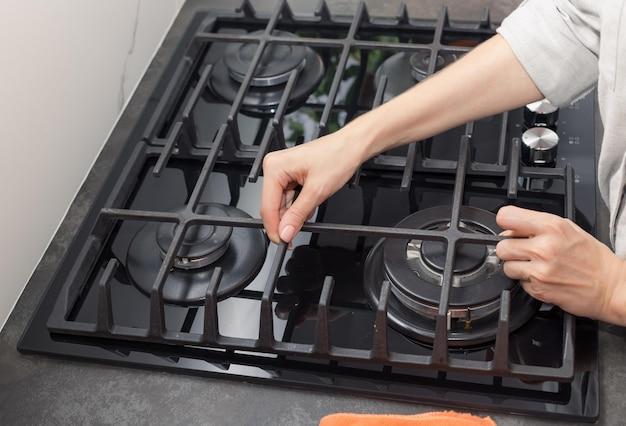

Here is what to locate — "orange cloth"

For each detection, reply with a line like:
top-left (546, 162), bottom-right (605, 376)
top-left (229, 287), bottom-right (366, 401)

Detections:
top-left (320, 411), bottom-right (495, 426)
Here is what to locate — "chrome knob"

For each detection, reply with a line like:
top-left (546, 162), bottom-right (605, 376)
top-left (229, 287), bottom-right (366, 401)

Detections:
top-left (524, 99), bottom-right (559, 128)
top-left (521, 127), bottom-right (559, 166)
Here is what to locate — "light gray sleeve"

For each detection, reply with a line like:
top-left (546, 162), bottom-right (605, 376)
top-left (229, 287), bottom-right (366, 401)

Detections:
top-left (496, 0), bottom-right (600, 106)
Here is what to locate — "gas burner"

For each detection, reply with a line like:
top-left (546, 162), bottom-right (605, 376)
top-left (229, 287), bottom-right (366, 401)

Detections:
top-left (208, 30), bottom-right (325, 115)
top-left (375, 51), bottom-right (459, 100)
top-left (126, 203), bottom-right (267, 305)
top-left (408, 51), bottom-right (459, 80)
top-left (364, 206), bottom-right (539, 346)
top-left (157, 204), bottom-right (233, 270)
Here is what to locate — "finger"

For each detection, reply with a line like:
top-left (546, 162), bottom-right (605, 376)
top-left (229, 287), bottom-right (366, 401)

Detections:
top-left (498, 229), bottom-right (528, 238)
top-left (502, 260), bottom-right (532, 281)
top-left (496, 205), bottom-right (559, 237)
top-left (278, 185), bottom-right (321, 243)
top-left (279, 189), bottom-right (296, 219)
top-left (286, 188), bottom-right (316, 221)
top-left (260, 174), bottom-right (287, 244)
top-left (496, 237), bottom-right (536, 261)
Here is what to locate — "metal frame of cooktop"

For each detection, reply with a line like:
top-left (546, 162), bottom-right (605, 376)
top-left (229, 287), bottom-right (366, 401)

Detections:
top-left (20, 0), bottom-right (599, 422)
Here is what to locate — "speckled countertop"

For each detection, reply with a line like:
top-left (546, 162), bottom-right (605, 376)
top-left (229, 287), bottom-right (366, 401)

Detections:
top-left (1, 1), bottom-right (623, 425)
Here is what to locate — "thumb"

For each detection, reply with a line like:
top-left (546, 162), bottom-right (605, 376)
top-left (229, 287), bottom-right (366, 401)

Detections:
top-left (278, 185), bottom-right (321, 243)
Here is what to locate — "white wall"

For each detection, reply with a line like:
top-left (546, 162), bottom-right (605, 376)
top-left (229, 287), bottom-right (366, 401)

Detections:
top-left (0, 0), bottom-right (185, 330)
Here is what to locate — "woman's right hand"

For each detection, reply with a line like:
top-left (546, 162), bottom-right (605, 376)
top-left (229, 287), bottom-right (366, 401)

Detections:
top-left (260, 128), bottom-right (366, 244)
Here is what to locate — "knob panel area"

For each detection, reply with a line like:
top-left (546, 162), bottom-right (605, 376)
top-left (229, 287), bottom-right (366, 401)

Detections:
top-left (524, 99), bottom-right (559, 128)
top-left (521, 127), bottom-right (559, 166)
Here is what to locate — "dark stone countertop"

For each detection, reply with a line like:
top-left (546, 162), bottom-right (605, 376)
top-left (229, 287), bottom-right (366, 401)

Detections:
top-left (1, 1), bottom-right (624, 425)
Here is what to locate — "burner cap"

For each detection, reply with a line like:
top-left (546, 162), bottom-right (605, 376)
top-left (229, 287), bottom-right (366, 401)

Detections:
top-left (363, 205), bottom-right (540, 346)
top-left (224, 31), bottom-right (307, 87)
top-left (375, 51), bottom-right (460, 101)
top-left (156, 204), bottom-right (232, 270)
top-left (414, 221), bottom-right (488, 274)
top-left (420, 240), bottom-right (487, 274)
top-left (408, 51), bottom-right (458, 81)
top-left (208, 31), bottom-right (325, 115)
top-left (127, 203), bottom-right (267, 305)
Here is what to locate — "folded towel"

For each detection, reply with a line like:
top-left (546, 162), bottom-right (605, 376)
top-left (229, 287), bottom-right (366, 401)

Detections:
top-left (320, 411), bottom-right (495, 426)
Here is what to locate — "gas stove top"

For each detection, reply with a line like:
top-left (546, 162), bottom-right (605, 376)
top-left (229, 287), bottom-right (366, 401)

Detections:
top-left (19, 1), bottom-right (599, 422)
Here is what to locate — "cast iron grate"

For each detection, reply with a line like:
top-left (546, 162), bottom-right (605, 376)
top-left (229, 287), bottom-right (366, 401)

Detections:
top-left (47, 0), bottom-right (576, 384)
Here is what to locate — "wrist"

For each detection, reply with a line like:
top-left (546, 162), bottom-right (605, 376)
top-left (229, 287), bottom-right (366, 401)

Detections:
top-left (604, 255), bottom-right (626, 326)
top-left (340, 112), bottom-right (385, 163)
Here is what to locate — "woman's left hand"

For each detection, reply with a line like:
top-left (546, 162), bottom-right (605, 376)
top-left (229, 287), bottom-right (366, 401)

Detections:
top-left (496, 205), bottom-right (626, 325)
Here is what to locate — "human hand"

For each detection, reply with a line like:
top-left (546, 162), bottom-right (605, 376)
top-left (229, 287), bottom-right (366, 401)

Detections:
top-left (260, 129), bottom-right (365, 244)
top-left (495, 205), bottom-right (626, 325)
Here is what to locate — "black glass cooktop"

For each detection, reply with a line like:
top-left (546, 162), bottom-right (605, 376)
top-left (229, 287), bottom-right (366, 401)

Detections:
top-left (19, 1), bottom-right (599, 422)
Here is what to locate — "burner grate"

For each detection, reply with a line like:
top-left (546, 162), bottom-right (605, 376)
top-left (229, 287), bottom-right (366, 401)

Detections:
top-left (49, 136), bottom-right (575, 382)
top-left (49, 1), bottom-right (574, 372)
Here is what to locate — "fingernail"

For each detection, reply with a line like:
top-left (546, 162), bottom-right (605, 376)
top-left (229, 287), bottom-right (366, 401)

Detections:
top-left (279, 225), bottom-right (295, 242)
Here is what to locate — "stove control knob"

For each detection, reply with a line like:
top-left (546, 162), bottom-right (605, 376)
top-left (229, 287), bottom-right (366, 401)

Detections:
top-left (521, 127), bottom-right (559, 166)
top-left (524, 99), bottom-right (559, 128)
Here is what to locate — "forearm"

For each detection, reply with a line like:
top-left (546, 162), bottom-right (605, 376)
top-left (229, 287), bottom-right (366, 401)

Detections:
top-left (343, 34), bottom-right (543, 161)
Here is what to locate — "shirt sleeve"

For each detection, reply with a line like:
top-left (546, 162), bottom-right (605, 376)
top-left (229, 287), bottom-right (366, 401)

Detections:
top-left (496, 0), bottom-right (600, 106)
